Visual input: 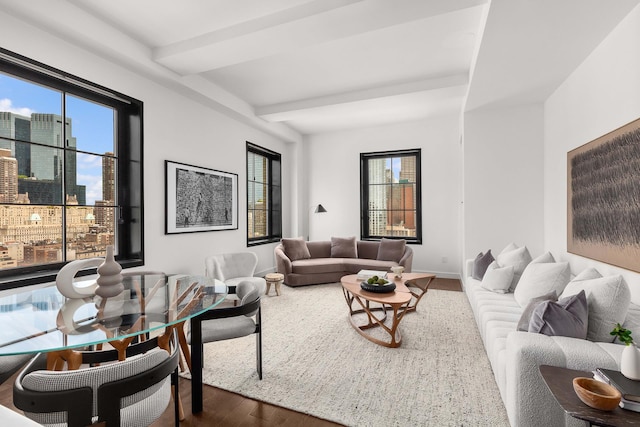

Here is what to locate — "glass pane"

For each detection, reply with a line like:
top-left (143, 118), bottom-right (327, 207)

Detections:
top-left (249, 153), bottom-right (267, 184)
top-left (247, 181), bottom-right (256, 209)
top-left (66, 206), bottom-right (113, 260)
top-left (66, 151), bottom-right (115, 206)
top-left (0, 72), bottom-right (62, 145)
top-left (367, 209), bottom-right (388, 237)
top-left (398, 155), bottom-right (416, 184)
top-left (17, 145), bottom-right (64, 204)
top-left (367, 158), bottom-right (388, 184)
top-left (368, 183), bottom-right (388, 209)
top-left (65, 94), bottom-right (115, 154)
top-left (0, 204), bottom-right (63, 270)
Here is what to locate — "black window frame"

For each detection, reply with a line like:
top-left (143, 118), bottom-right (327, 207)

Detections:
top-left (246, 142), bottom-right (281, 246)
top-left (0, 48), bottom-right (143, 289)
top-left (360, 148), bottom-right (422, 244)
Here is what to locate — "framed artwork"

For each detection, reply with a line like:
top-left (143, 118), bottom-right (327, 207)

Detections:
top-left (567, 116), bottom-right (640, 272)
top-left (165, 160), bottom-right (238, 234)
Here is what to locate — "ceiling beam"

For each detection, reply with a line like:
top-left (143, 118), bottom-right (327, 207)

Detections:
top-left (256, 74), bottom-right (469, 122)
top-left (152, 0), bottom-right (487, 75)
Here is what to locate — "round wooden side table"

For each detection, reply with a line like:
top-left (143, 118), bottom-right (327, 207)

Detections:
top-left (265, 273), bottom-right (284, 296)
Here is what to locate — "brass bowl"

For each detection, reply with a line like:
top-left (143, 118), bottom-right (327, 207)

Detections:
top-left (573, 377), bottom-right (621, 411)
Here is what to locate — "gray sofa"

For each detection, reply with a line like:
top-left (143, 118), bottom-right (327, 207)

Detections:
top-left (274, 239), bottom-right (413, 287)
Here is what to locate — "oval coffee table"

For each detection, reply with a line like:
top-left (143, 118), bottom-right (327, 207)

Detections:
top-left (341, 274), bottom-right (412, 347)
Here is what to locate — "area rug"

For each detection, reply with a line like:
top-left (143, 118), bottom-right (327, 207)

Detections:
top-left (183, 283), bottom-right (510, 426)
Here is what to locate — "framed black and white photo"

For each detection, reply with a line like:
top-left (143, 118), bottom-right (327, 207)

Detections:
top-left (165, 160), bottom-right (238, 234)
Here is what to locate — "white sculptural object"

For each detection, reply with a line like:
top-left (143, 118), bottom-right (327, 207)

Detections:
top-left (95, 245), bottom-right (124, 298)
top-left (55, 257), bottom-right (103, 299)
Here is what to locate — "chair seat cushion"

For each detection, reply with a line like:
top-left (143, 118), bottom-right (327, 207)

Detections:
top-left (200, 317), bottom-right (257, 342)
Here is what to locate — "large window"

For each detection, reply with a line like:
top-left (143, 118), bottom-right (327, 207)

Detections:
top-left (0, 48), bottom-right (143, 288)
top-left (247, 142), bottom-right (281, 246)
top-left (360, 149), bottom-right (421, 243)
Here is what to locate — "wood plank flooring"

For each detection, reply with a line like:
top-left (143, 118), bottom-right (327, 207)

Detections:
top-left (0, 277), bottom-right (461, 426)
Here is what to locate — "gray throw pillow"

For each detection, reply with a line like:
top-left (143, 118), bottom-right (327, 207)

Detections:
top-left (517, 291), bottom-right (557, 331)
top-left (281, 238), bottom-right (311, 261)
top-left (376, 238), bottom-right (406, 262)
top-left (528, 290), bottom-right (588, 339)
top-left (472, 250), bottom-right (494, 280)
top-left (330, 236), bottom-right (357, 258)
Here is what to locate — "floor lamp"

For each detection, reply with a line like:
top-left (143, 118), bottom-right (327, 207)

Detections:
top-left (310, 204), bottom-right (327, 240)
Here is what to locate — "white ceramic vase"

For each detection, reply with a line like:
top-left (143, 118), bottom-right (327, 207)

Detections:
top-left (56, 257), bottom-right (103, 299)
top-left (621, 344), bottom-right (640, 380)
top-left (95, 245), bottom-right (124, 298)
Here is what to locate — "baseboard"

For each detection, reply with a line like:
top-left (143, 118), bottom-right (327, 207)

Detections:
top-left (412, 270), bottom-right (461, 280)
top-left (257, 268), bottom-right (461, 281)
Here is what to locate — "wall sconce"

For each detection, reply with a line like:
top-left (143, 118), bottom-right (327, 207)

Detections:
top-left (314, 204), bottom-right (327, 213)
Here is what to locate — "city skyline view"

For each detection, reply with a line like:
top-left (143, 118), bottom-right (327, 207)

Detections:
top-left (0, 72), bottom-right (114, 205)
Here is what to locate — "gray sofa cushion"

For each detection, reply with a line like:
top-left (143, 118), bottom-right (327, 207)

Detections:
top-left (517, 291), bottom-right (557, 332)
top-left (331, 236), bottom-right (357, 258)
top-left (472, 250), bottom-right (494, 280)
top-left (376, 238), bottom-right (405, 262)
top-left (528, 290), bottom-right (588, 339)
top-left (282, 238), bottom-right (311, 261)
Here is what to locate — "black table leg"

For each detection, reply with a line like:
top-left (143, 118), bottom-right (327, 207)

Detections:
top-left (190, 317), bottom-right (203, 413)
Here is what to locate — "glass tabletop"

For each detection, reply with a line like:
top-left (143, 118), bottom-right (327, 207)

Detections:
top-left (0, 273), bottom-right (228, 356)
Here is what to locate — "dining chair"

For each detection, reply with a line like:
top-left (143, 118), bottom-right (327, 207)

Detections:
top-left (205, 252), bottom-right (267, 291)
top-left (189, 280), bottom-right (263, 379)
top-left (13, 333), bottom-right (180, 427)
top-left (0, 354), bottom-right (32, 384)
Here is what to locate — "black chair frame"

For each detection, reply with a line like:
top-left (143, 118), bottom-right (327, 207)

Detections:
top-left (190, 287), bottom-right (261, 413)
top-left (13, 332), bottom-right (180, 427)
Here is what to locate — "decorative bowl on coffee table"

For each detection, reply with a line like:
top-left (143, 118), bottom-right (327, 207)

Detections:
top-left (360, 282), bottom-right (396, 293)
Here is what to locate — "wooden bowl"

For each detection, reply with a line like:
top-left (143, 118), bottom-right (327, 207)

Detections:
top-left (573, 377), bottom-right (621, 411)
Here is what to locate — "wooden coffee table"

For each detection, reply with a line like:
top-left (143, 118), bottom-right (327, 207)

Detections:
top-left (391, 272), bottom-right (436, 312)
top-left (340, 273), bottom-right (435, 348)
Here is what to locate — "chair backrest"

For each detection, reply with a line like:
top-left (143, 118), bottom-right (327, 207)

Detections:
top-left (237, 281), bottom-right (261, 317)
top-left (205, 252), bottom-right (258, 281)
top-left (14, 342), bottom-right (178, 427)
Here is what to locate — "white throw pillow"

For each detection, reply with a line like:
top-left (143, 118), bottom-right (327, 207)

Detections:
top-left (496, 245), bottom-right (532, 290)
top-left (500, 242), bottom-right (519, 254)
top-left (481, 261), bottom-right (514, 294)
top-left (561, 274), bottom-right (630, 342)
top-left (514, 261), bottom-right (571, 307)
top-left (531, 251), bottom-right (555, 264)
top-left (571, 267), bottom-right (602, 282)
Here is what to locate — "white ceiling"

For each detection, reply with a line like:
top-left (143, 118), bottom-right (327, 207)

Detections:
top-left (1, 0), bottom-right (638, 139)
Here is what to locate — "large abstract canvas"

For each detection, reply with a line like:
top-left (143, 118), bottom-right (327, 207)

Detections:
top-left (165, 160), bottom-right (238, 234)
top-left (567, 117), bottom-right (640, 272)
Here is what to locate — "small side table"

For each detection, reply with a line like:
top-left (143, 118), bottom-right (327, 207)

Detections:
top-left (265, 273), bottom-right (284, 296)
top-left (539, 365), bottom-right (640, 427)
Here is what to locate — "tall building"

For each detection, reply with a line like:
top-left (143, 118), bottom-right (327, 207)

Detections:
top-left (368, 158), bottom-right (387, 236)
top-left (102, 152), bottom-right (115, 202)
top-left (0, 112), bottom-right (88, 204)
top-left (0, 149), bottom-right (18, 203)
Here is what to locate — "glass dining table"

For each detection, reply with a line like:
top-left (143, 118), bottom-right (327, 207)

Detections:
top-left (0, 272), bottom-right (228, 414)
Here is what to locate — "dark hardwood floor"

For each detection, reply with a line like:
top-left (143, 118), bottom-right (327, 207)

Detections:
top-left (0, 372), bottom-right (343, 426)
top-left (0, 277), bottom-right (461, 426)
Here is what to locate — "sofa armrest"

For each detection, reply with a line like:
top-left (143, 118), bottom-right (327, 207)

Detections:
top-left (505, 331), bottom-right (621, 427)
top-left (274, 244), bottom-right (292, 275)
top-left (399, 246), bottom-right (413, 272)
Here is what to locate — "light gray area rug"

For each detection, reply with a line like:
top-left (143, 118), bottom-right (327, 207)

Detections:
top-left (185, 283), bottom-right (510, 426)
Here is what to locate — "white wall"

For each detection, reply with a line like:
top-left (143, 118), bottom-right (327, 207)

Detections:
top-left (304, 117), bottom-right (462, 278)
top-left (544, 4), bottom-right (640, 303)
top-left (0, 10), bottom-right (291, 277)
top-left (463, 104), bottom-right (545, 265)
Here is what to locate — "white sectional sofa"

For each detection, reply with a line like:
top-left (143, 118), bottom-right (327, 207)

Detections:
top-left (463, 254), bottom-right (640, 427)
